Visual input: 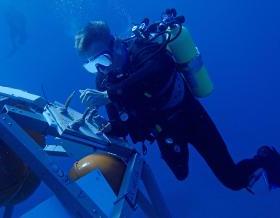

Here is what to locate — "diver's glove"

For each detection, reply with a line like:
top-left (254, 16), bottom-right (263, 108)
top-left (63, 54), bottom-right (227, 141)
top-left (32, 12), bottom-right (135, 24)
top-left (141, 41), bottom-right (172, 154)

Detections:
top-left (79, 89), bottom-right (110, 108)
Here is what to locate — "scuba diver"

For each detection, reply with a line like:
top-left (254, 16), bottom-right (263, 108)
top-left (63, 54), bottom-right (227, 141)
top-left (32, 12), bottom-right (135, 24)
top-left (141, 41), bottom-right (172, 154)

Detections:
top-left (4, 6), bottom-right (27, 58)
top-left (75, 8), bottom-right (280, 192)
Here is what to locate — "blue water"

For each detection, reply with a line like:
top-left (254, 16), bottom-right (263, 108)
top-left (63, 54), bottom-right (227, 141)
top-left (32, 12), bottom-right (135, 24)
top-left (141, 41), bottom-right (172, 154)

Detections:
top-left (0, 0), bottom-right (280, 217)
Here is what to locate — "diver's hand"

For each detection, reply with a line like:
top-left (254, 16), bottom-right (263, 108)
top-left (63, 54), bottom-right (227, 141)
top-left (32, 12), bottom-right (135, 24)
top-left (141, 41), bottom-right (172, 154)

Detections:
top-left (79, 89), bottom-right (110, 108)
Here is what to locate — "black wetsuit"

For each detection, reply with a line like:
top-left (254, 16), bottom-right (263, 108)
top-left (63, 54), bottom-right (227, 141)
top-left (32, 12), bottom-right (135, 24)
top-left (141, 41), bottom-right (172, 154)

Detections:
top-left (96, 39), bottom-right (262, 190)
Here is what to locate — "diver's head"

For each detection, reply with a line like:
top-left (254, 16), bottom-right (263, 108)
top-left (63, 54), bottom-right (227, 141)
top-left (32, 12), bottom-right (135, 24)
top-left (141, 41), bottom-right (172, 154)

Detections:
top-left (75, 20), bottom-right (114, 56)
top-left (75, 21), bottom-right (115, 74)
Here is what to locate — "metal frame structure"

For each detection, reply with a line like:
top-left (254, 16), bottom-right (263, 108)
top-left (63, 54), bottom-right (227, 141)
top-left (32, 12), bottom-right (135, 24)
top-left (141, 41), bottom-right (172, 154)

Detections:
top-left (0, 86), bottom-right (172, 218)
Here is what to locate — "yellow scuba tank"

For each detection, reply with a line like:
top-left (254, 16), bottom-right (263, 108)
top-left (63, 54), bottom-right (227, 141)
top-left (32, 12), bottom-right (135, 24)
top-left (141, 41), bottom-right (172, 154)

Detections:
top-left (167, 25), bottom-right (213, 98)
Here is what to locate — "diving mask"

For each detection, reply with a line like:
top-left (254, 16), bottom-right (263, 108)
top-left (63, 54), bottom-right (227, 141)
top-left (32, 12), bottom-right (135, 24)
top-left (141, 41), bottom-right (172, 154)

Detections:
top-left (83, 54), bottom-right (112, 74)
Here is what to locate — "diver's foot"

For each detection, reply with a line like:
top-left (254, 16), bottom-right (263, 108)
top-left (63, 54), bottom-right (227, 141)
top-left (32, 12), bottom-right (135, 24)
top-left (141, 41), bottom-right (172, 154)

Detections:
top-left (256, 146), bottom-right (280, 189)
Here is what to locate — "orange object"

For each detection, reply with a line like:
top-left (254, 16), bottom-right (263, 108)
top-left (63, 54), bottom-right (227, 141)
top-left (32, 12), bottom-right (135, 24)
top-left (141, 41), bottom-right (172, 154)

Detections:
top-left (69, 153), bottom-right (126, 194)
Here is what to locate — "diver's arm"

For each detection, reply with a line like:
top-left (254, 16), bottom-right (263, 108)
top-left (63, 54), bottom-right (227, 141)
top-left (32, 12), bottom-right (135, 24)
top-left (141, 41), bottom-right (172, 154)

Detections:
top-left (105, 103), bottom-right (128, 137)
top-left (95, 72), bottom-right (128, 137)
top-left (107, 65), bottom-right (152, 102)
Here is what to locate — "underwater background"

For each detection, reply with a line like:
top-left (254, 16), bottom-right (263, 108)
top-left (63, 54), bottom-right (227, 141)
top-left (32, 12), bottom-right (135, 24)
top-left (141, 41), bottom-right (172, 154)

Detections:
top-left (0, 0), bottom-right (279, 217)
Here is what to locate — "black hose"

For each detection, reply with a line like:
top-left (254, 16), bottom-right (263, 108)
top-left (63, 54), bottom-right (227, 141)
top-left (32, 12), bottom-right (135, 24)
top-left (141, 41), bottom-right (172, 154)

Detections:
top-left (134, 23), bottom-right (182, 66)
top-left (167, 24), bottom-right (183, 44)
top-left (134, 32), bottom-right (172, 69)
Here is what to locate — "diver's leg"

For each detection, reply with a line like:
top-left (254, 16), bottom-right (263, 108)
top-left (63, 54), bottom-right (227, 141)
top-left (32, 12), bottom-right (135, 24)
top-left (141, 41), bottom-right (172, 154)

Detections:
top-left (157, 136), bottom-right (189, 181)
top-left (189, 104), bottom-right (261, 190)
top-left (183, 93), bottom-right (262, 190)
top-left (156, 109), bottom-right (190, 181)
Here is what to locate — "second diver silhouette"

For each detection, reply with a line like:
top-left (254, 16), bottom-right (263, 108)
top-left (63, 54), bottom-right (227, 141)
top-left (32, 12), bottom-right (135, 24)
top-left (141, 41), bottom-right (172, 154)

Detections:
top-left (4, 7), bottom-right (27, 59)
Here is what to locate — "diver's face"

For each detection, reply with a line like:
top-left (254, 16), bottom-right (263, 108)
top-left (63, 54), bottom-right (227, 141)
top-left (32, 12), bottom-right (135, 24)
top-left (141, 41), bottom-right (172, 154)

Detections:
top-left (82, 41), bottom-right (113, 74)
top-left (85, 41), bottom-right (111, 59)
